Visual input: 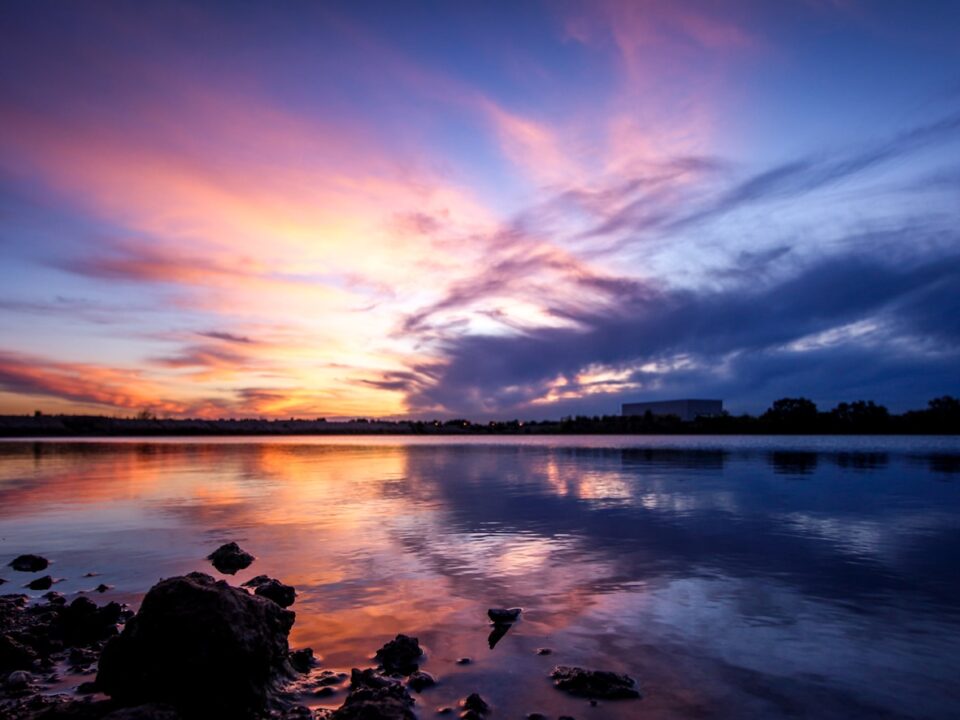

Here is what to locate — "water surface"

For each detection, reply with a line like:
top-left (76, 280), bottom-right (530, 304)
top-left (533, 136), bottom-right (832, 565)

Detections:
top-left (1, 435), bottom-right (959, 718)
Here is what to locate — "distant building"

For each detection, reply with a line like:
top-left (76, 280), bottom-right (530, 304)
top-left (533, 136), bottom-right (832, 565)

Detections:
top-left (621, 399), bottom-right (723, 422)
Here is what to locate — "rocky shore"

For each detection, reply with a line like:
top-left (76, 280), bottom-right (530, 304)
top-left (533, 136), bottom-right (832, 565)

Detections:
top-left (1, 546), bottom-right (641, 719)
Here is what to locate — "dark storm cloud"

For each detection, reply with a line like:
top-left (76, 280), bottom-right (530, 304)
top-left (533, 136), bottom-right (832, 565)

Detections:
top-left (398, 246), bottom-right (960, 416)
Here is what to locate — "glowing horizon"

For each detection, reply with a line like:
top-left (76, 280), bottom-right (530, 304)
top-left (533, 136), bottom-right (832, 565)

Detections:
top-left (1, 1), bottom-right (959, 419)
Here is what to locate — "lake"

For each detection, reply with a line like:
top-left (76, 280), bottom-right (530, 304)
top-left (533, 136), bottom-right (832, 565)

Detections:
top-left (1, 435), bottom-right (959, 719)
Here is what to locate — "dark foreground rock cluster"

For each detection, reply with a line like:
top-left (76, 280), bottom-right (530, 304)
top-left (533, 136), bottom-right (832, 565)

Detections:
top-left (2, 545), bottom-right (642, 719)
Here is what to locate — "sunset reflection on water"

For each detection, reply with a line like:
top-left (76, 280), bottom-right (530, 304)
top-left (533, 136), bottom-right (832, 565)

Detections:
top-left (1, 437), bottom-right (959, 719)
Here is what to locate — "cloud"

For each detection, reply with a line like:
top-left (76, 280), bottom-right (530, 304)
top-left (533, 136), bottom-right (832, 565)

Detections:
top-left (395, 246), bottom-right (960, 416)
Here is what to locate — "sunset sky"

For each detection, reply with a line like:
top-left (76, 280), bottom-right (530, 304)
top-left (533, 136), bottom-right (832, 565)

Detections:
top-left (1, 1), bottom-right (959, 419)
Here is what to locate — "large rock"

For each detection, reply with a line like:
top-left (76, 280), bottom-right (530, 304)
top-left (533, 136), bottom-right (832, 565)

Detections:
top-left (96, 572), bottom-right (294, 718)
top-left (9, 555), bottom-right (49, 573)
top-left (550, 665), bottom-right (641, 699)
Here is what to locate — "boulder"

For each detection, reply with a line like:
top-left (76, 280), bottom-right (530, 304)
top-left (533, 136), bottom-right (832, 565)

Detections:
top-left (9, 555), bottom-right (49, 573)
top-left (550, 665), bottom-right (641, 699)
top-left (206, 543), bottom-right (254, 575)
top-left (96, 572), bottom-right (294, 718)
top-left (54, 597), bottom-right (126, 647)
top-left (374, 634), bottom-right (422, 675)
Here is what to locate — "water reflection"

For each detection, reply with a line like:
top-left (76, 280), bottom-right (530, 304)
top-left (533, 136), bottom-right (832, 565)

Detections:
top-left (0, 439), bottom-right (959, 718)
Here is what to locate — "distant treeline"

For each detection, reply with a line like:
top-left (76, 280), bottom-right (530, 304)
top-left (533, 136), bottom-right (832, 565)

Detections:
top-left (0, 396), bottom-right (958, 436)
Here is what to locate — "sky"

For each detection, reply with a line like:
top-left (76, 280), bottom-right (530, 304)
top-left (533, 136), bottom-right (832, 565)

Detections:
top-left (1, 0), bottom-right (959, 420)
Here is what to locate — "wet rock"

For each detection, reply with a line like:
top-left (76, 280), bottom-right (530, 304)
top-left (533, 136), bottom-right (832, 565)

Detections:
top-left (43, 592), bottom-right (66, 606)
top-left (526, 714), bottom-right (547, 720)
top-left (94, 584), bottom-right (111, 594)
top-left (315, 686), bottom-right (337, 697)
top-left (6, 669), bottom-right (34, 691)
top-left (206, 542), bottom-right (254, 575)
top-left (350, 667), bottom-right (400, 690)
top-left (26, 576), bottom-right (54, 591)
top-left (102, 705), bottom-right (183, 720)
top-left (374, 634), bottom-right (422, 675)
top-left (329, 681), bottom-right (416, 720)
top-left (559, 716), bottom-right (576, 720)
top-left (461, 693), bottom-right (489, 715)
top-left (69, 646), bottom-right (98, 668)
top-left (96, 572), bottom-right (294, 718)
top-left (55, 597), bottom-right (126, 647)
top-left (407, 670), bottom-right (436, 692)
top-left (535, 648), bottom-right (552, 656)
top-left (0, 633), bottom-right (38, 671)
top-left (315, 670), bottom-right (348, 687)
top-left (455, 657), bottom-right (471, 665)
top-left (436, 708), bottom-right (453, 715)
top-left (289, 647), bottom-right (317, 673)
top-left (0, 577), bottom-right (6, 585)
top-left (550, 666), bottom-right (641, 700)
top-left (9, 555), bottom-right (49, 573)
top-left (76, 680), bottom-right (99, 695)
top-left (487, 608), bottom-right (521, 624)
top-left (242, 575), bottom-right (296, 608)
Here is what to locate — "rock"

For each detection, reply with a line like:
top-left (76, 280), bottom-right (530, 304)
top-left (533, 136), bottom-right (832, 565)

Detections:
top-left (550, 666), bottom-right (641, 699)
top-left (0, 577), bottom-right (6, 585)
top-left (26, 575), bottom-right (54, 591)
top-left (6, 669), bottom-right (33, 690)
top-left (374, 634), bottom-right (422, 675)
top-left (69, 646), bottom-right (98, 667)
top-left (0, 633), bottom-right (38, 671)
top-left (43, 591), bottom-right (66, 605)
top-left (206, 542), bottom-right (254, 575)
top-left (487, 608), bottom-right (521, 624)
top-left (96, 572), bottom-right (294, 718)
top-left (559, 716), bottom-right (576, 720)
top-left (330, 681), bottom-right (416, 720)
top-left (242, 576), bottom-right (296, 608)
top-left (55, 597), bottom-right (125, 647)
top-left (487, 623), bottom-right (511, 650)
top-left (350, 667), bottom-right (399, 690)
top-left (77, 680), bottom-right (99, 694)
top-left (315, 686), bottom-right (337, 697)
top-left (436, 707), bottom-right (453, 715)
top-left (526, 714), bottom-right (547, 720)
top-left (461, 693), bottom-right (489, 714)
top-left (289, 647), bottom-right (317, 673)
top-left (9, 555), bottom-right (49, 573)
top-left (455, 657), bottom-right (471, 665)
top-left (102, 705), bottom-right (183, 720)
top-left (536, 648), bottom-right (552, 655)
top-left (95, 584), bottom-right (111, 593)
top-left (407, 670), bottom-right (436, 692)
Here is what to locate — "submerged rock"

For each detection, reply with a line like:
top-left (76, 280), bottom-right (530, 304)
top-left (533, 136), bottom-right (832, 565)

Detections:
top-left (350, 668), bottom-right (400, 691)
top-left (550, 666), bottom-right (641, 700)
top-left (374, 634), bottom-right (422, 675)
top-left (206, 542), bottom-right (255, 575)
top-left (459, 692), bottom-right (490, 719)
top-left (406, 670), bottom-right (436, 692)
top-left (9, 555), bottom-right (49, 573)
top-left (26, 576), bottom-right (54, 591)
top-left (242, 575), bottom-right (296, 608)
top-left (486, 608), bottom-right (521, 624)
top-left (96, 572), bottom-right (294, 718)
